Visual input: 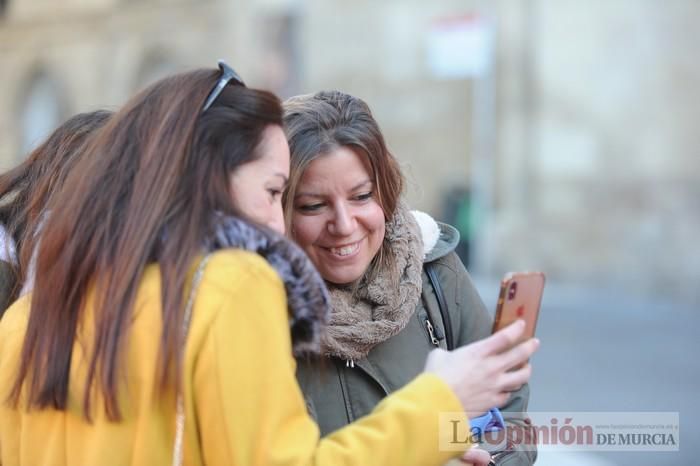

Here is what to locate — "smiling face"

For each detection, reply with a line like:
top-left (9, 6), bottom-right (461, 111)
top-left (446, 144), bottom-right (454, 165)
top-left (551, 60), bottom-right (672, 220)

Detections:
top-left (290, 146), bottom-right (386, 285)
top-left (229, 125), bottom-right (290, 234)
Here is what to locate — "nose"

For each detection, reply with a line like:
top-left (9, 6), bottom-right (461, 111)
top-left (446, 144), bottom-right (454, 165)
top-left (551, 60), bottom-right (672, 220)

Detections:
top-left (328, 202), bottom-right (355, 236)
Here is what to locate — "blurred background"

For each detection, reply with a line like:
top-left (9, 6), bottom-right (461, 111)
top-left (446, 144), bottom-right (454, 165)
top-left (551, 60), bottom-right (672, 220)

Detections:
top-left (0, 0), bottom-right (697, 464)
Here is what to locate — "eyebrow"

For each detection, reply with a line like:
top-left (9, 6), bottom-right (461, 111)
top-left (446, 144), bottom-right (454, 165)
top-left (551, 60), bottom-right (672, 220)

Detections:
top-left (296, 179), bottom-right (372, 198)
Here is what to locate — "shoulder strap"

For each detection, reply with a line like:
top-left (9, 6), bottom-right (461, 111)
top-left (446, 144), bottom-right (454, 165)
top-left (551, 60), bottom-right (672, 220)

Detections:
top-left (173, 254), bottom-right (211, 466)
top-left (424, 261), bottom-right (454, 350)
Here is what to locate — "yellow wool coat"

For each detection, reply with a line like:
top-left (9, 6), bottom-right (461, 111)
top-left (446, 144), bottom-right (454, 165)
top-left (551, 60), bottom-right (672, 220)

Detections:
top-left (0, 250), bottom-right (470, 465)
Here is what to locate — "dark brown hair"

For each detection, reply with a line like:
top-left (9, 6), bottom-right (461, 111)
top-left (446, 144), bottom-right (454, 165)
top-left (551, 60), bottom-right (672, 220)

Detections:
top-left (282, 90), bottom-right (404, 279)
top-left (8, 67), bottom-right (283, 421)
top-left (0, 110), bottom-right (112, 305)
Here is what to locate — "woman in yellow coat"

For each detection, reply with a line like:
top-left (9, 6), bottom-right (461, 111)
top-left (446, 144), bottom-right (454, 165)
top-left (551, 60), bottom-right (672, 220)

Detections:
top-left (0, 62), bottom-right (538, 466)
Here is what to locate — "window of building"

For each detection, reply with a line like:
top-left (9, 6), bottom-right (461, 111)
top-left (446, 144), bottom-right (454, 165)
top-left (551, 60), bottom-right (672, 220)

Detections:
top-left (257, 11), bottom-right (301, 98)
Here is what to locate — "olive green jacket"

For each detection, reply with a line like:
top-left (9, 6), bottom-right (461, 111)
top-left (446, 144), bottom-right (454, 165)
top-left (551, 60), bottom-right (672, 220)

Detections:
top-left (296, 220), bottom-right (536, 465)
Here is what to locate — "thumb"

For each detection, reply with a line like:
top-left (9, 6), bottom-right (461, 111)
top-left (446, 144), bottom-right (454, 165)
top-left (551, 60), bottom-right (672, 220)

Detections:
top-left (460, 446), bottom-right (493, 466)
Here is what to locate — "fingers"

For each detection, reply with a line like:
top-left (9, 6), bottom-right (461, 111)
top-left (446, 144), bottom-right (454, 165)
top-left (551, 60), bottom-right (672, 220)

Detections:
top-left (460, 447), bottom-right (492, 466)
top-left (470, 320), bottom-right (526, 356)
top-left (499, 363), bottom-right (532, 392)
top-left (493, 391), bottom-right (512, 408)
top-left (496, 337), bottom-right (539, 372)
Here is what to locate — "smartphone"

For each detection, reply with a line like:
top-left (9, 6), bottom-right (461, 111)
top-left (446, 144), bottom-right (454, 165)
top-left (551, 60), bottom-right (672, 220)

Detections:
top-left (492, 271), bottom-right (545, 352)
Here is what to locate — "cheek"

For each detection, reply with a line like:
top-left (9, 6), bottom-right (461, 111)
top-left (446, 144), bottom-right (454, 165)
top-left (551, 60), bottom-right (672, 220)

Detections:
top-left (229, 180), bottom-right (267, 224)
top-left (290, 214), bottom-right (320, 250)
top-left (363, 203), bottom-right (387, 233)
top-left (249, 194), bottom-right (275, 226)
top-left (229, 187), bottom-right (254, 217)
top-left (367, 208), bottom-right (386, 251)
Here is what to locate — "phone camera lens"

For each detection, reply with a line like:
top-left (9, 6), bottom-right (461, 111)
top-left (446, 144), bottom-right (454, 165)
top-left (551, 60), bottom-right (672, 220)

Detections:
top-left (507, 282), bottom-right (518, 300)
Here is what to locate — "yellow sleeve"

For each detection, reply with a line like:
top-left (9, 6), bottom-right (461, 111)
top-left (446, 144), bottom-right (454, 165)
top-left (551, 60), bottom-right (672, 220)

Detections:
top-left (193, 253), bottom-right (468, 466)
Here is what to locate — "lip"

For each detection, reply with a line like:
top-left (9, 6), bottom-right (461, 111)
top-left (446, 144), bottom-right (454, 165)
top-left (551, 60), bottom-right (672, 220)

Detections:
top-left (322, 239), bottom-right (363, 249)
top-left (319, 239), bottom-right (364, 260)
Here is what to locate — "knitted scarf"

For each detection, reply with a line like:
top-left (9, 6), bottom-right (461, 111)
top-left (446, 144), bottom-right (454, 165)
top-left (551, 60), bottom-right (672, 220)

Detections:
top-left (321, 203), bottom-right (424, 361)
top-left (206, 215), bottom-right (330, 356)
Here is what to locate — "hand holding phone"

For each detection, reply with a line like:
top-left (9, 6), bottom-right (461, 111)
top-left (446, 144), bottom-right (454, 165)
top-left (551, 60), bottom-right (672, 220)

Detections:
top-left (492, 272), bottom-right (545, 367)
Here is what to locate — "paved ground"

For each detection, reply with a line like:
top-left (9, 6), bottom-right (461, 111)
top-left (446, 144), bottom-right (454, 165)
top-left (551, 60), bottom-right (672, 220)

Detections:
top-left (472, 277), bottom-right (697, 466)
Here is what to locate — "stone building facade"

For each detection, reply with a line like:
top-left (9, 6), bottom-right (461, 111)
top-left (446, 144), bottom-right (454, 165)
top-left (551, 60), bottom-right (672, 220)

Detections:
top-left (1, 0), bottom-right (697, 302)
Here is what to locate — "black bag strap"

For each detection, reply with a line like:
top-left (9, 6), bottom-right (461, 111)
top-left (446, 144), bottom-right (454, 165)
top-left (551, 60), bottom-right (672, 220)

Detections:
top-left (424, 261), bottom-right (454, 350)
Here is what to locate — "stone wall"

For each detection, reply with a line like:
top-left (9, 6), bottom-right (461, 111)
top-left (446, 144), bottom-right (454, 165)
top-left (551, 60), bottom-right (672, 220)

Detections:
top-left (489, 0), bottom-right (700, 301)
top-left (1, 0), bottom-right (697, 302)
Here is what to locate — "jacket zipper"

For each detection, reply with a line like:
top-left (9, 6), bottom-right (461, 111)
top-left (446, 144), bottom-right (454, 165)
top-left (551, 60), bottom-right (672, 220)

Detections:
top-left (336, 360), bottom-right (355, 422)
top-left (337, 358), bottom-right (391, 423)
top-left (491, 449), bottom-right (517, 463)
top-left (419, 299), bottom-right (445, 348)
top-left (424, 318), bottom-right (440, 346)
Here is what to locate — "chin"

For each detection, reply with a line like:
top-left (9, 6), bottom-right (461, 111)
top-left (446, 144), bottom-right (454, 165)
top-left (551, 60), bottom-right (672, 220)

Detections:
top-left (324, 268), bottom-right (364, 286)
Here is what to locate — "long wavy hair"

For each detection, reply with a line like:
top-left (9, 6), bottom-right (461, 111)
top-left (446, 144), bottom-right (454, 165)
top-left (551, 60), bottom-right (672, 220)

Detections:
top-left (8, 67), bottom-right (283, 421)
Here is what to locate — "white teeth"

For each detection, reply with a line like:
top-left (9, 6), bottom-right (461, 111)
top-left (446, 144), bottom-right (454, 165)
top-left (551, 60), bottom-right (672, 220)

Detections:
top-left (330, 242), bottom-right (359, 256)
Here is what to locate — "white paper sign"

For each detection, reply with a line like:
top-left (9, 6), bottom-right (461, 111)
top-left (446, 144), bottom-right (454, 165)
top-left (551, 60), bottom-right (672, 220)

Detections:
top-left (427, 14), bottom-right (494, 79)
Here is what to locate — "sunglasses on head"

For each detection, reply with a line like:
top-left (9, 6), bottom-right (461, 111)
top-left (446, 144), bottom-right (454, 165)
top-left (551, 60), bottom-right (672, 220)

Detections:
top-left (201, 60), bottom-right (245, 112)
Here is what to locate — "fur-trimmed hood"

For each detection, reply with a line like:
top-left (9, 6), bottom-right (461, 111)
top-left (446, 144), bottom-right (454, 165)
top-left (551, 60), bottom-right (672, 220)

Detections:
top-left (410, 210), bottom-right (460, 263)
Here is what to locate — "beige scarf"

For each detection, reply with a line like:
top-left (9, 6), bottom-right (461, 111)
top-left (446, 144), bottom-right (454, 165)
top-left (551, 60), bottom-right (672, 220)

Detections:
top-left (322, 203), bottom-right (424, 361)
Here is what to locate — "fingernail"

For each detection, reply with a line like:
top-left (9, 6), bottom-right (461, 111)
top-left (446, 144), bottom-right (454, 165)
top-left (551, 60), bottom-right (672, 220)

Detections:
top-left (533, 338), bottom-right (540, 347)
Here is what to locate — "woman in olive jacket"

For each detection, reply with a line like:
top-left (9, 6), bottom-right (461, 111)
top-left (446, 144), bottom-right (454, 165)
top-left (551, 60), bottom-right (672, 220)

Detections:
top-left (284, 90), bottom-right (537, 465)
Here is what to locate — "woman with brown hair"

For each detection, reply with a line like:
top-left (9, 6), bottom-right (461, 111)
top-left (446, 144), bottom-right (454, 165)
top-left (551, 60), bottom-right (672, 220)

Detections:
top-left (283, 90), bottom-right (538, 465)
top-left (0, 109), bottom-right (112, 313)
top-left (0, 63), bottom-right (537, 466)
